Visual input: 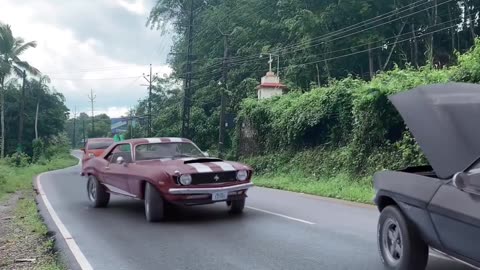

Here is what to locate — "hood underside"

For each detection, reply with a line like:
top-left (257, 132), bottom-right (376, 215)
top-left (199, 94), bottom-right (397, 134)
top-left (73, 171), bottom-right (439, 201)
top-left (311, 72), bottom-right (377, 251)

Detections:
top-left (389, 83), bottom-right (480, 179)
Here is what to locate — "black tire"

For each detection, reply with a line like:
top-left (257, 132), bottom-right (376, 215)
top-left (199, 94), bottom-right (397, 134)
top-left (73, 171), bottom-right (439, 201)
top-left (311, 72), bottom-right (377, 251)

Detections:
top-left (87, 175), bottom-right (110, 208)
top-left (144, 183), bottom-right (166, 222)
top-left (228, 198), bottom-right (245, 214)
top-left (378, 205), bottom-right (429, 270)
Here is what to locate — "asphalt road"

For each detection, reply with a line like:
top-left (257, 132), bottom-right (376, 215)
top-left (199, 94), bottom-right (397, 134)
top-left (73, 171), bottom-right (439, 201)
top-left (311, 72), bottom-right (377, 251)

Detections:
top-left (36, 152), bottom-right (474, 270)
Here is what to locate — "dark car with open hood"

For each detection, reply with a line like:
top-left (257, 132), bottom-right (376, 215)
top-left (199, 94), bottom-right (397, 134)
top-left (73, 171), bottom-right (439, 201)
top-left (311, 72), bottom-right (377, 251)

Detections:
top-left (373, 83), bottom-right (480, 270)
top-left (81, 137), bottom-right (253, 222)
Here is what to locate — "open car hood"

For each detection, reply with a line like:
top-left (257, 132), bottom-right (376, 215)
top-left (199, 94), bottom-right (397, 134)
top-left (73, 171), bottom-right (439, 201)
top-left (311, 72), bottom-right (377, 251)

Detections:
top-left (389, 83), bottom-right (480, 179)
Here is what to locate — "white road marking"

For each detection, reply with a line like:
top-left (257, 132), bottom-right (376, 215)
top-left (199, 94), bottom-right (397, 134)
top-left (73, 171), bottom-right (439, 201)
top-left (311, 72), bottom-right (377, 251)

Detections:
top-left (37, 173), bottom-right (93, 270)
top-left (247, 206), bottom-right (315, 225)
top-left (188, 163), bottom-right (213, 173)
top-left (211, 161), bottom-right (236, 171)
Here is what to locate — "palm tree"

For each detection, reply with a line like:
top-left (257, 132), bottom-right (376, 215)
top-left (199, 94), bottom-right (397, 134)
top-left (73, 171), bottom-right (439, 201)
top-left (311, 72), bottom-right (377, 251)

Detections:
top-left (0, 22), bottom-right (39, 157)
top-left (34, 75), bottom-right (51, 140)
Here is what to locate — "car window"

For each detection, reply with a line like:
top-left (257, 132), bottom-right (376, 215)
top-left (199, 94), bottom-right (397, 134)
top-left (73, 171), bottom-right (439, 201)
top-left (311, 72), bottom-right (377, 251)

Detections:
top-left (135, 142), bottom-right (204, 160)
top-left (87, 141), bottom-right (113, 150)
top-left (106, 144), bottom-right (132, 163)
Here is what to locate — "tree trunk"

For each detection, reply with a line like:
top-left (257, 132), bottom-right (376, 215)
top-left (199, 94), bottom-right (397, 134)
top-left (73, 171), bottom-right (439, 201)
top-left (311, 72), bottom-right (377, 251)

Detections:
top-left (315, 63), bottom-right (321, 86)
top-left (465, 1), bottom-right (476, 43)
top-left (411, 24), bottom-right (418, 67)
top-left (448, 4), bottom-right (456, 53)
top-left (0, 75), bottom-right (4, 159)
top-left (368, 44), bottom-right (374, 79)
top-left (35, 99), bottom-right (39, 140)
top-left (428, 0), bottom-right (438, 66)
top-left (17, 70), bottom-right (26, 152)
top-left (383, 22), bottom-right (406, 70)
top-left (377, 52), bottom-right (383, 72)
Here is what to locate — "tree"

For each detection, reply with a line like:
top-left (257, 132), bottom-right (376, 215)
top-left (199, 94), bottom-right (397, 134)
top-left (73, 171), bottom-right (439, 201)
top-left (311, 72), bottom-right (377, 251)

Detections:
top-left (0, 22), bottom-right (39, 157)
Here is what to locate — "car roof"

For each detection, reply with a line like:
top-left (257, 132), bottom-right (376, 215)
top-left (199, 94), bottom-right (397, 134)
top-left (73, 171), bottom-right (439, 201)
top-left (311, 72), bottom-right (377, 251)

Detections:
top-left (87, 137), bottom-right (114, 142)
top-left (119, 137), bottom-right (192, 145)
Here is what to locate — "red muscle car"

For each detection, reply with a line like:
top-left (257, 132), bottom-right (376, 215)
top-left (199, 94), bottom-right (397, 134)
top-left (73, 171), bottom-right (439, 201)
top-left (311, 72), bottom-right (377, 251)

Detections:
top-left (81, 137), bottom-right (254, 222)
top-left (81, 137), bottom-right (114, 166)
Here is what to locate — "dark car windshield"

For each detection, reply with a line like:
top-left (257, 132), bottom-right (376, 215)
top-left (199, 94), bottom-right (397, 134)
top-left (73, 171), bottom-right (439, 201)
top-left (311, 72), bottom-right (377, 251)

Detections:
top-left (87, 141), bottom-right (113, 150)
top-left (135, 142), bottom-right (204, 160)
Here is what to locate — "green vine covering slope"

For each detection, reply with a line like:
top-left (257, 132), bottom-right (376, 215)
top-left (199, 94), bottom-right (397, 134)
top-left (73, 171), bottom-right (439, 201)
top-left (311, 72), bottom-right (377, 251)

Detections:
top-left (238, 40), bottom-right (480, 202)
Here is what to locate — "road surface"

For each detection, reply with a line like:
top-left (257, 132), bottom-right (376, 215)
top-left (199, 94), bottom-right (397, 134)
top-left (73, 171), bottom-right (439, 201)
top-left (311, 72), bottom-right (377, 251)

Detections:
top-left (35, 152), bottom-right (474, 270)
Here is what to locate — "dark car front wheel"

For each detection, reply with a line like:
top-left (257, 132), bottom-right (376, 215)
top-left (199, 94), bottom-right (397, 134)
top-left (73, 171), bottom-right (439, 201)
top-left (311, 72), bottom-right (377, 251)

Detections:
top-left (378, 205), bottom-right (428, 270)
top-left (87, 175), bottom-right (110, 208)
top-left (144, 183), bottom-right (166, 222)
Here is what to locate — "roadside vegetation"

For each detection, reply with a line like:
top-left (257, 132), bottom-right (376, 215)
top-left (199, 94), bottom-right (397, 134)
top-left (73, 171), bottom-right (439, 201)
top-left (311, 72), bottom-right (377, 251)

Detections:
top-left (60, 0), bottom-right (478, 203)
top-left (0, 135), bottom-right (76, 270)
top-left (1, 22), bottom-right (75, 270)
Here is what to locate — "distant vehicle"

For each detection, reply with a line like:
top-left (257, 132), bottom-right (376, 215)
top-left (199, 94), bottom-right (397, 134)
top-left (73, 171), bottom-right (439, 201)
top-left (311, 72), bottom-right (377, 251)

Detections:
top-left (81, 138), bottom-right (114, 166)
top-left (373, 83), bottom-right (480, 270)
top-left (81, 137), bottom-right (254, 222)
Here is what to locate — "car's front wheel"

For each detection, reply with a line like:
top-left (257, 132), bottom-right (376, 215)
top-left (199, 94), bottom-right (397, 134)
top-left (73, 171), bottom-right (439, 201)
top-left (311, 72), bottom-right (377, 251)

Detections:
top-left (227, 198), bottom-right (245, 214)
top-left (378, 205), bottom-right (428, 270)
top-left (144, 183), bottom-right (166, 222)
top-left (87, 175), bottom-right (110, 208)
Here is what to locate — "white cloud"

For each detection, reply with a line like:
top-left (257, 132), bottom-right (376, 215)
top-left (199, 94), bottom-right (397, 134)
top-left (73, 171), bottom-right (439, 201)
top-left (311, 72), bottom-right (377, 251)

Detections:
top-left (115, 0), bottom-right (147, 15)
top-left (0, 0), bottom-right (172, 118)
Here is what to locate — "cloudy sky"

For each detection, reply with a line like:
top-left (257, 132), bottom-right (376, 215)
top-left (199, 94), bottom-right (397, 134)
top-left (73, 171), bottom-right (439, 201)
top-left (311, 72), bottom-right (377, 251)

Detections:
top-left (0, 0), bottom-right (173, 118)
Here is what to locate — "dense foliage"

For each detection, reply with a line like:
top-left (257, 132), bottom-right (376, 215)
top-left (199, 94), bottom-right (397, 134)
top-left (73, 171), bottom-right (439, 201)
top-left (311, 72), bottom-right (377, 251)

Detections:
top-left (65, 112), bottom-right (112, 148)
top-left (0, 22), bottom-right (70, 158)
top-left (136, 0), bottom-right (480, 155)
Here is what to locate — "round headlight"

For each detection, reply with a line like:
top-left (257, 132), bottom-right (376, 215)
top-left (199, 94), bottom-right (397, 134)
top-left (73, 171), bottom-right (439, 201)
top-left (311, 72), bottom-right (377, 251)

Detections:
top-left (179, 174), bottom-right (192, 185)
top-left (236, 170), bottom-right (248, 181)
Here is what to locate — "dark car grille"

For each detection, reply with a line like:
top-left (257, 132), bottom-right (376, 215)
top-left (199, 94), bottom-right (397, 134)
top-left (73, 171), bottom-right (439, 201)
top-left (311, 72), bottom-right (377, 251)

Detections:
top-left (191, 171), bottom-right (237, 185)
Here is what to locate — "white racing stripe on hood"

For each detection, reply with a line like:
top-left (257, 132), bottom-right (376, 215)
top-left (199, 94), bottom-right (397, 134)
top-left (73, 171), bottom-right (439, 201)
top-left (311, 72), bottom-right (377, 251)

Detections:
top-left (188, 163), bottom-right (213, 173)
top-left (211, 161), bottom-right (236, 171)
top-left (168, 137), bottom-right (183, 142)
top-left (146, 138), bottom-right (162, 143)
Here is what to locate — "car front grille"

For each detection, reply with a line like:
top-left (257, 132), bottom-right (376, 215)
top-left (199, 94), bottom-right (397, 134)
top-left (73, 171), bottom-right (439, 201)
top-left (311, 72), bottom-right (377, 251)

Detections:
top-left (191, 171), bottom-right (237, 185)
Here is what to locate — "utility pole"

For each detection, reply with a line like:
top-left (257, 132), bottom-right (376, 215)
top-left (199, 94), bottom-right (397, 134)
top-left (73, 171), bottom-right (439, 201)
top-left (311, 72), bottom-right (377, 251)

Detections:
top-left (143, 64), bottom-right (158, 137)
top-left (17, 70), bottom-right (27, 152)
top-left (88, 89), bottom-right (96, 135)
top-left (218, 28), bottom-right (234, 159)
top-left (181, 0), bottom-right (194, 138)
top-left (72, 106), bottom-right (77, 148)
top-left (82, 118), bottom-right (86, 145)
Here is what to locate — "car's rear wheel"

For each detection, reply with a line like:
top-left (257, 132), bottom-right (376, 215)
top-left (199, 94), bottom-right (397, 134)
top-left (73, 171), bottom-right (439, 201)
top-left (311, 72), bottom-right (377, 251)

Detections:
top-left (378, 205), bottom-right (428, 270)
top-left (144, 183), bottom-right (166, 222)
top-left (87, 175), bottom-right (110, 208)
top-left (228, 198), bottom-right (245, 214)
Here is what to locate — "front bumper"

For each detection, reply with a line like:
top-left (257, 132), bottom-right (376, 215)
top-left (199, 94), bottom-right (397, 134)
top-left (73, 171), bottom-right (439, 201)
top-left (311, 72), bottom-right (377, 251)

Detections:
top-left (168, 182), bottom-right (254, 195)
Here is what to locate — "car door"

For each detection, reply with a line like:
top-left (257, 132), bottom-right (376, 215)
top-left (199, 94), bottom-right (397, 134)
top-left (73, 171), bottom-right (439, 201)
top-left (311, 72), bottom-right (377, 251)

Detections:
top-left (428, 170), bottom-right (480, 262)
top-left (102, 144), bottom-right (135, 197)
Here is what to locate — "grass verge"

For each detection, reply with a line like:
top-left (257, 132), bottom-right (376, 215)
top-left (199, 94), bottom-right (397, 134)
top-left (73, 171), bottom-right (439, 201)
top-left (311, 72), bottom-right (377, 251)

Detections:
top-left (0, 154), bottom-right (77, 270)
top-left (252, 172), bottom-right (375, 204)
top-left (0, 154), bottom-right (77, 201)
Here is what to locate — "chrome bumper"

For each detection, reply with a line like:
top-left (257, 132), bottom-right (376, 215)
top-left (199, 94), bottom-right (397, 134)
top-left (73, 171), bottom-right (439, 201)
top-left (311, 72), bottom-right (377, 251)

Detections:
top-left (168, 182), bottom-right (254, 195)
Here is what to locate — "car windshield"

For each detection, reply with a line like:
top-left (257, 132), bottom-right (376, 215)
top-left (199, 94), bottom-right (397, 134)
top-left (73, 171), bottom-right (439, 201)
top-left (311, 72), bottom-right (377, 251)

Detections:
top-left (87, 141), bottom-right (113, 150)
top-left (135, 142), bottom-right (204, 160)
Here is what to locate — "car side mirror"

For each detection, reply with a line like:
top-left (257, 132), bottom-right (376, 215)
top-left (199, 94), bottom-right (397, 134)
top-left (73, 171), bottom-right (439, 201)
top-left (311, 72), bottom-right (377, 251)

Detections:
top-left (203, 151), bottom-right (209, 157)
top-left (116, 156), bottom-right (125, 165)
top-left (80, 148), bottom-right (85, 153)
top-left (453, 172), bottom-right (467, 190)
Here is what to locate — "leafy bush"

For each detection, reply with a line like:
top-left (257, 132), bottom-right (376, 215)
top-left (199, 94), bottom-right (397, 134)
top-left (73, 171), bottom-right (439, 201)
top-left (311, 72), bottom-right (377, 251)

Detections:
top-left (239, 39), bottom-right (480, 176)
top-left (3, 152), bottom-right (31, 167)
top-left (32, 138), bottom-right (45, 163)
